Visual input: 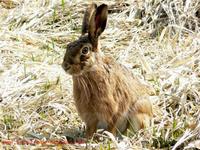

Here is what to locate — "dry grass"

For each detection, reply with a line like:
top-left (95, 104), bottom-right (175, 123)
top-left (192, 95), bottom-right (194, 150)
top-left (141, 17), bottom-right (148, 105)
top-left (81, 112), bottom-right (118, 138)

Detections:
top-left (0, 0), bottom-right (199, 149)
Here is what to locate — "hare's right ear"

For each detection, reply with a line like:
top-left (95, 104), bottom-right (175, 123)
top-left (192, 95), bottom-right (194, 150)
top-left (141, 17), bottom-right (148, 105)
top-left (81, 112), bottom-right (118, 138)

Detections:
top-left (82, 3), bottom-right (97, 35)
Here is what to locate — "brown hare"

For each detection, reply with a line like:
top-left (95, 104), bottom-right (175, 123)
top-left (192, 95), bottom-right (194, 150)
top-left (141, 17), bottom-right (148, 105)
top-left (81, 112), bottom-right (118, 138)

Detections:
top-left (62, 3), bottom-right (153, 138)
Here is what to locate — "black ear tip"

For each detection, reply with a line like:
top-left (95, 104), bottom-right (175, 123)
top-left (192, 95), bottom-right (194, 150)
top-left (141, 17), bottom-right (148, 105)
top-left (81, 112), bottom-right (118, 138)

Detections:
top-left (100, 4), bottom-right (108, 7)
top-left (98, 4), bottom-right (108, 10)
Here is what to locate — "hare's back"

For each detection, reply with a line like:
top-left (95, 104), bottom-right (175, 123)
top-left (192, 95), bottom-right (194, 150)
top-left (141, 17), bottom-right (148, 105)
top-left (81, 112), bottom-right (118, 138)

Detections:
top-left (103, 57), bottom-right (153, 98)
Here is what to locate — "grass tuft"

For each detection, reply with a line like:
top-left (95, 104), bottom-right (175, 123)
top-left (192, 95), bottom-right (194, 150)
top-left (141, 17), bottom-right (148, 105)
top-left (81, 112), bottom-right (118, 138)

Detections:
top-left (0, 0), bottom-right (199, 149)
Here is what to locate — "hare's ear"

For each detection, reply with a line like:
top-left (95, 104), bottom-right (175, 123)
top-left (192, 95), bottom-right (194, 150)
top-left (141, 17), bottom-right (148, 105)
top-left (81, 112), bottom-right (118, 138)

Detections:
top-left (88, 4), bottom-right (108, 48)
top-left (82, 3), bottom-right (97, 35)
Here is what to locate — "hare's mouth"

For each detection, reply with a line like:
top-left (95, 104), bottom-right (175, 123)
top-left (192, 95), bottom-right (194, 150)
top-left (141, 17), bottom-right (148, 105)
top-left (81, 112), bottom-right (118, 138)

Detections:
top-left (62, 59), bottom-right (95, 76)
top-left (62, 63), bottom-right (83, 76)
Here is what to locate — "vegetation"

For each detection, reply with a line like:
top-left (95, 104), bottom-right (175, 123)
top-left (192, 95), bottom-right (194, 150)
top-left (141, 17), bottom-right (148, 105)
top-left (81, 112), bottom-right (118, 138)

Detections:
top-left (0, 0), bottom-right (199, 149)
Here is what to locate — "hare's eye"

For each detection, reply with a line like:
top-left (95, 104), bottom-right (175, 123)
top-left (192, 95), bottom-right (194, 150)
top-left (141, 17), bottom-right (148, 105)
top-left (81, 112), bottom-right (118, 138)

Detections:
top-left (81, 47), bottom-right (90, 55)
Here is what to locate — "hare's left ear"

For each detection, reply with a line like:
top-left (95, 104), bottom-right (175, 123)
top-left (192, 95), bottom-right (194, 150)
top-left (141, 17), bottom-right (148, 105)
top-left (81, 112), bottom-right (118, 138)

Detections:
top-left (82, 3), bottom-right (97, 35)
top-left (88, 4), bottom-right (108, 48)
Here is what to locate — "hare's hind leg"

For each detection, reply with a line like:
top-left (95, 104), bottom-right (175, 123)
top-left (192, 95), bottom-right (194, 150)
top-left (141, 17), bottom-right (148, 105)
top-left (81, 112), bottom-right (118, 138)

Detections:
top-left (128, 113), bottom-right (151, 131)
top-left (128, 97), bottom-right (153, 131)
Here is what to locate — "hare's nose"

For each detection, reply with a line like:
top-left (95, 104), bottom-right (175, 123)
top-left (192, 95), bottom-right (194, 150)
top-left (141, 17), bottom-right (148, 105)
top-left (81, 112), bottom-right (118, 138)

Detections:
top-left (62, 62), bottom-right (71, 71)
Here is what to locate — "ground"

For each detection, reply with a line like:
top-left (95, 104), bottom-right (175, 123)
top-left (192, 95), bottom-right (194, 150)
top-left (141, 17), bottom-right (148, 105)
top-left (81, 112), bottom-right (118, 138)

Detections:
top-left (0, 0), bottom-right (199, 149)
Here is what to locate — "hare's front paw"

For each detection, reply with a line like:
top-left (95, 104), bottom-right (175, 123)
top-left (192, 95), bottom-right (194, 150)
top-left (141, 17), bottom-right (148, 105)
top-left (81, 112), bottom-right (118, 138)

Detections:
top-left (107, 116), bottom-right (118, 136)
top-left (85, 121), bottom-right (98, 139)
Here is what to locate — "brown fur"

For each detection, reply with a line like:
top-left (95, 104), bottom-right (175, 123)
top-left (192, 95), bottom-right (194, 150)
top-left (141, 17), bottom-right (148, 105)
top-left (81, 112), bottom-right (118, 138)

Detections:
top-left (72, 55), bottom-right (152, 137)
top-left (62, 3), bottom-right (153, 138)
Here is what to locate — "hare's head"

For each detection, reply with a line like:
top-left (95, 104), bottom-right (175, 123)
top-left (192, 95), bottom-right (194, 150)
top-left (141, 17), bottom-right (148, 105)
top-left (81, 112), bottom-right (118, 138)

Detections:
top-left (62, 3), bottom-right (108, 75)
